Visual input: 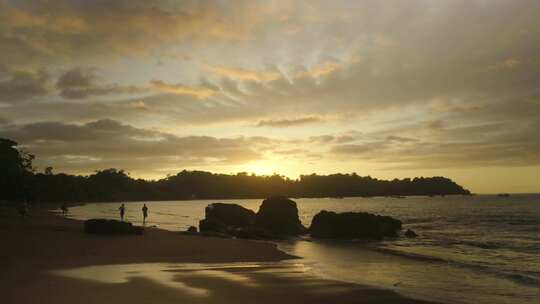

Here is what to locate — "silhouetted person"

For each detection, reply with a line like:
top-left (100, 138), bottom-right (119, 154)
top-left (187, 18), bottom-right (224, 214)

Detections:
top-left (17, 201), bottom-right (28, 218)
top-left (142, 204), bottom-right (148, 224)
top-left (61, 202), bottom-right (68, 216)
top-left (119, 203), bottom-right (125, 221)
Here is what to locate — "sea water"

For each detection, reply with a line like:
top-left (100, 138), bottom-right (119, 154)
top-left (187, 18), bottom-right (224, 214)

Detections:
top-left (65, 194), bottom-right (540, 304)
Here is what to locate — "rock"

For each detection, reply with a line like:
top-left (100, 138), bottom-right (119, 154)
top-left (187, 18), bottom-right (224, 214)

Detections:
top-left (309, 210), bottom-right (402, 240)
top-left (227, 226), bottom-right (279, 240)
top-left (255, 196), bottom-right (306, 236)
top-left (404, 229), bottom-right (418, 238)
top-left (199, 217), bottom-right (228, 233)
top-left (199, 203), bottom-right (256, 233)
top-left (186, 226), bottom-right (198, 233)
top-left (206, 203), bottom-right (256, 227)
top-left (84, 219), bottom-right (143, 235)
top-left (198, 198), bottom-right (307, 239)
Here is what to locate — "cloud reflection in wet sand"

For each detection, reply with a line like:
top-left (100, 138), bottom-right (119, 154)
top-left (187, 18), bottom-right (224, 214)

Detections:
top-left (52, 262), bottom-right (311, 297)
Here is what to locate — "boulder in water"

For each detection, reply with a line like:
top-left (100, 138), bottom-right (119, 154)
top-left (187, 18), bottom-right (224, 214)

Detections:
top-left (309, 210), bottom-right (401, 240)
top-left (199, 203), bottom-right (256, 233)
top-left (84, 219), bottom-right (143, 235)
top-left (255, 196), bottom-right (307, 236)
top-left (198, 197), bottom-right (307, 238)
top-left (404, 229), bottom-right (418, 238)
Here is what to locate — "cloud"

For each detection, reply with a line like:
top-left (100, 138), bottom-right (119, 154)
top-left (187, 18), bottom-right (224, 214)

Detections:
top-left (56, 67), bottom-right (96, 90)
top-left (203, 63), bottom-right (282, 82)
top-left (331, 143), bottom-right (381, 155)
top-left (309, 134), bottom-right (356, 144)
top-left (256, 116), bottom-right (325, 128)
top-left (150, 80), bottom-right (217, 99)
top-left (2, 113), bottom-right (539, 177)
top-left (56, 67), bottom-right (144, 99)
top-left (490, 58), bottom-right (522, 70)
top-left (296, 60), bottom-right (343, 78)
top-left (55, 66), bottom-right (219, 100)
top-left (55, 67), bottom-right (218, 100)
top-left (309, 135), bottom-right (335, 143)
top-left (273, 148), bottom-right (308, 156)
top-left (2, 119), bottom-right (269, 176)
top-left (386, 136), bottom-right (419, 143)
top-left (427, 120), bottom-right (446, 130)
top-left (0, 70), bottom-right (49, 103)
top-left (373, 33), bottom-right (399, 48)
top-left (126, 100), bottom-right (148, 110)
top-left (1, 0), bottom-right (540, 181)
top-left (329, 119), bottom-right (540, 169)
top-left (501, 58), bottom-right (521, 69)
top-left (0, 0), bottom-right (261, 69)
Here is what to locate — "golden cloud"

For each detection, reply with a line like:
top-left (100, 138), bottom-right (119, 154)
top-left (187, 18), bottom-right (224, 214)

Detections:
top-left (3, 5), bottom-right (90, 34)
top-left (203, 63), bottom-right (281, 82)
top-left (256, 116), bottom-right (325, 128)
top-left (489, 58), bottom-right (522, 70)
top-left (0, 0), bottom-right (257, 68)
top-left (150, 80), bottom-right (216, 99)
top-left (295, 61), bottom-right (343, 79)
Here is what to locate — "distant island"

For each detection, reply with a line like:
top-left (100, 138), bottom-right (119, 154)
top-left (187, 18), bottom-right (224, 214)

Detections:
top-left (1, 138), bottom-right (470, 203)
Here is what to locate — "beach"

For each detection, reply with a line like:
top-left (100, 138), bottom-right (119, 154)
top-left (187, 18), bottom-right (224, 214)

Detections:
top-left (0, 205), bottom-right (437, 304)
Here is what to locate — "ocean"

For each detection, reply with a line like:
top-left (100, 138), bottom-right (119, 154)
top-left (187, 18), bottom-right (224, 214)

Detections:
top-left (63, 194), bottom-right (540, 304)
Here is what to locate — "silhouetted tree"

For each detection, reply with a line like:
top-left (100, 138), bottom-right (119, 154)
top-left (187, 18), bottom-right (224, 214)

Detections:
top-left (0, 138), bottom-right (35, 202)
top-left (0, 137), bottom-right (471, 203)
top-left (44, 166), bottom-right (53, 175)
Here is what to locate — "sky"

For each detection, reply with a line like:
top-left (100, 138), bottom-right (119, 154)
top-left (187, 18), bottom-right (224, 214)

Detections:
top-left (0, 0), bottom-right (539, 193)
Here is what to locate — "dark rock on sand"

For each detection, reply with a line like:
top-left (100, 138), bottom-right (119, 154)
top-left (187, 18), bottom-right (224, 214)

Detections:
top-left (187, 226), bottom-right (198, 233)
top-left (199, 217), bottom-right (227, 233)
top-left (404, 229), bottom-right (418, 238)
top-left (226, 226), bottom-right (278, 240)
top-left (310, 210), bottom-right (402, 240)
top-left (84, 219), bottom-right (143, 235)
top-left (256, 196), bottom-right (307, 236)
top-left (199, 203), bottom-right (256, 233)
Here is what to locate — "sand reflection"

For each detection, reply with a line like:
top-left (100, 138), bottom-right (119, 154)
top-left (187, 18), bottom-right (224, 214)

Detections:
top-left (52, 261), bottom-right (310, 296)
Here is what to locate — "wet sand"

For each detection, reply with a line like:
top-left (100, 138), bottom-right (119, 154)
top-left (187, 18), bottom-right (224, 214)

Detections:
top-left (0, 205), bottom-right (439, 304)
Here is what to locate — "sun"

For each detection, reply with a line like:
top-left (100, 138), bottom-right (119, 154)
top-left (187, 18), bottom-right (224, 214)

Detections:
top-left (241, 161), bottom-right (277, 176)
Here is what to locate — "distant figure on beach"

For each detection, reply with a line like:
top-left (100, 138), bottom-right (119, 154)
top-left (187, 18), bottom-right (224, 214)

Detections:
top-left (61, 202), bottom-right (68, 216)
top-left (142, 204), bottom-right (148, 224)
top-left (119, 203), bottom-right (125, 221)
top-left (17, 201), bottom-right (28, 218)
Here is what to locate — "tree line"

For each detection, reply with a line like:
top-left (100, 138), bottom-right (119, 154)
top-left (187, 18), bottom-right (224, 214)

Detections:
top-left (0, 138), bottom-right (471, 203)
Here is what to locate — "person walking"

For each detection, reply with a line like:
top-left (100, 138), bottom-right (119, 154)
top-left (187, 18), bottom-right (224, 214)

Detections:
top-left (17, 201), bottom-right (28, 218)
top-left (61, 202), bottom-right (68, 216)
top-left (142, 204), bottom-right (148, 224)
top-left (119, 203), bottom-right (125, 221)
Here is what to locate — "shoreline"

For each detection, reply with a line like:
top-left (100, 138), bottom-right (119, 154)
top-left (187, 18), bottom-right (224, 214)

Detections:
top-left (1, 204), bottom-right (440, 304)
top-left (0, 205), bottom-right (295, 267)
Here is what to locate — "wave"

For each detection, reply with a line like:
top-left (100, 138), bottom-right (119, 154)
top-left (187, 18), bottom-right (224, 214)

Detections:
top-left (403, 217), bottom-right (441, 224)
top-left (418, 236), bottom-right (540, 254)
top-left (371, 246), bottom-right (540, 287)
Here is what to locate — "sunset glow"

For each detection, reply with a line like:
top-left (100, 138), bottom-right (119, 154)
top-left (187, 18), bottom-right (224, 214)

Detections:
top-left (1, 0), bottom-right (539, 193)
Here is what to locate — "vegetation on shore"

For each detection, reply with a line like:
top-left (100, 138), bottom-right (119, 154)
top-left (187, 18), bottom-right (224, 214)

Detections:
top-left (1, 138), bottom-right (470, 203)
